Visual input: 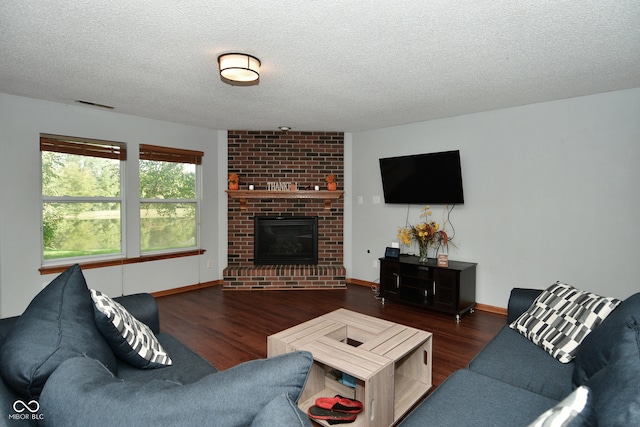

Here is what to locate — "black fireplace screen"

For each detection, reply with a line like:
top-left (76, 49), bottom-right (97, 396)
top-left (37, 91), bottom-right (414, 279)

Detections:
top-left (254, 216), bottom-right (318, 265)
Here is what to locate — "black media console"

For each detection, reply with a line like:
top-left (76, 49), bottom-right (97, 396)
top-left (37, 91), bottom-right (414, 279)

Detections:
top-left (379, 255), bottom-right (477, 322)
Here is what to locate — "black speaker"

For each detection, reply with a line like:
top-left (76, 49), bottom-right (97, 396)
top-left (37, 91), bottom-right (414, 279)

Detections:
top-left (384, 247), bottom-right (400, 259)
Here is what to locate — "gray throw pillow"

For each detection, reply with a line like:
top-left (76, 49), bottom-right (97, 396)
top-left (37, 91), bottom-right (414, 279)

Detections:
top-left (250, 393), bottom-right (313, 427)
top-left (527, 385), bottom-right (593, 427)
top-left (509, 282), bottom-right (620, 363)
top-left (0, 265), bottom-right (116, 399)
top-left (91, 289), bottom-right (172, 369)
top-left (39, 351), bottom-right (313, 426)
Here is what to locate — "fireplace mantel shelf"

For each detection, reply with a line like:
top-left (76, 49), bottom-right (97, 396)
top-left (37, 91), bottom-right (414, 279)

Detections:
top-left (226, 190), bottom-right (344, 211)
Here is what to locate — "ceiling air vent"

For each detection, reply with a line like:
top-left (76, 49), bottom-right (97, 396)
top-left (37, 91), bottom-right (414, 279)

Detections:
top-left (75, 100), bottom-right (114, 110)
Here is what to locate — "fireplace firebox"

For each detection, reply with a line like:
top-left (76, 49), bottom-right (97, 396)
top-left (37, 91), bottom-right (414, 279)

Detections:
top-left (254, 216), bottom-right (318, 265)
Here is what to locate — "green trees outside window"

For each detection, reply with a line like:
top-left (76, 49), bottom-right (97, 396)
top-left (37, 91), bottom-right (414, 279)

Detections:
top-left (41, 140), bottom-right (124, 261)
top-left (139, 159), bottom-right (198, 252)
top-left (41, 136), bottom-right (203, 264)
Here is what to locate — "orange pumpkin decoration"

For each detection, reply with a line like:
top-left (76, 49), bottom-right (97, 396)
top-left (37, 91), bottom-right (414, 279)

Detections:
top-left (228, 173), bottom-right (239, 190)
top-left (326, 174), bottom-right (337, 191)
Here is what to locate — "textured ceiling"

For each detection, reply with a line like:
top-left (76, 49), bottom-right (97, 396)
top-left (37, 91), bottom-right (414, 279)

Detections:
top-left (1, 1), bottom-right (639, 132)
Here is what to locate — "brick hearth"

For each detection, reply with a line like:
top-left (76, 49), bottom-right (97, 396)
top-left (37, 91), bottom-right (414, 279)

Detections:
top-left (223, 130), bottom-right (346, 290)
top-left (223, 265), bottom-right (346, 290)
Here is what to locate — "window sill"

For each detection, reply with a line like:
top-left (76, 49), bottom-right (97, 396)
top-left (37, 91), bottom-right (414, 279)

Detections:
top-left (39, 249), bottom-right (206, 275)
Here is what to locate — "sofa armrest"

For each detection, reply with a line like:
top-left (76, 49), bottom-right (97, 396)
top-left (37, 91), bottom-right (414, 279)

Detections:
top-left (506, 288), bottom-right (543, 324)
top-left (114, 293), bottom-right (160, 334)
top-left (0, 316), bottom-right (18, 339)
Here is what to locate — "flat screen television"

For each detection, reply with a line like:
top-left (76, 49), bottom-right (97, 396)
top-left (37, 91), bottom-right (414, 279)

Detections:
top-left (379, 150), bottom-right (464, 204)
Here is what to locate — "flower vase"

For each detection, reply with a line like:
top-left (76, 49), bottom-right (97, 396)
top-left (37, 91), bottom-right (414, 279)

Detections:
top-left (418, 243), bottom-right (429, 263)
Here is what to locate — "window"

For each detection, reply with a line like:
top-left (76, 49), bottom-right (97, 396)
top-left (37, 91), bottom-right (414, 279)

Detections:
top-left (40, 136), bottom-right (203, 269)
top-left (139, 144), bottom-right (203, 253)
top-left (41, 134), bottom-right (126, 262)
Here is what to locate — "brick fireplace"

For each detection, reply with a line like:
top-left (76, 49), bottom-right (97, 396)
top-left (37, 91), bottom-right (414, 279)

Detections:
top-left (223, 130), bottom-right (346, 290)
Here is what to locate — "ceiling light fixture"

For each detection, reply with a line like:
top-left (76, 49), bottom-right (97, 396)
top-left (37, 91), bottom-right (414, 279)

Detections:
top-left (217, 53), bottom-right (261, 83)
top-left (278, 126), bottom-right (292, 131)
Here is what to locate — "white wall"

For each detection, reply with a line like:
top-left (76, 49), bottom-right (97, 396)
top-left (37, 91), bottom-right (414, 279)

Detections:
top-left (0, 94), bottom-right (220, 317)
top-left (350, 88), bottom-right (640, 308)
top-left (2, 88), bottom-right (639, 317)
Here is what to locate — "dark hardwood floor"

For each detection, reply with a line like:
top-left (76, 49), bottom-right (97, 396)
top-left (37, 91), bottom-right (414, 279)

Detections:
top-left (156, 284), bottom-right (507, 389)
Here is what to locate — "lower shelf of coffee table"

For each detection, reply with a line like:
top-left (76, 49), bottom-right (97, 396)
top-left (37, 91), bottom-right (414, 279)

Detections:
top-left (300, 389), bottom-right (361, 427)
top-left (299, 369), bottom-right (431, 427)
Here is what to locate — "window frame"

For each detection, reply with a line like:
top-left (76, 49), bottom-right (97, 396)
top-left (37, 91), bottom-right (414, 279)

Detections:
top-left (40, 134), bottom-right (127, 266)
top-left (39, 136), bottom-right (206, 273)
top-left (138, 144), bottom-right (203, 255)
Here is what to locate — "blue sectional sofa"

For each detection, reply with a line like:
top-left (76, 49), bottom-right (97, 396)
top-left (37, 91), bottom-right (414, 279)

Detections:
top-left (3, 266), bottom-right (637, 426)
top-left (0, 265), bottom-right (313, 427)
top-left (399, 287), bottom-right (640, 426)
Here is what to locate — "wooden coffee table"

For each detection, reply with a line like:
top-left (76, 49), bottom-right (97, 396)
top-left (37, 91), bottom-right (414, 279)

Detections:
top-left (267, 309), bottom-right (432, 427)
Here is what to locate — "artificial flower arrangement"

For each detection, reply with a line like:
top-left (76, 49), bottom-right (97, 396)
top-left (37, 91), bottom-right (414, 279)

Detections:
top-left (397, 206), bottom-right (452, 262)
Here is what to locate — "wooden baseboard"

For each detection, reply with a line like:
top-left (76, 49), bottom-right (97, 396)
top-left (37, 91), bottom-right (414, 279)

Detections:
top-left (346, 278), bottom-right (377, 287)
top-left (152, 280), bottom-right (222, 298)
top-left (474, 303), bottom-right (507, 316)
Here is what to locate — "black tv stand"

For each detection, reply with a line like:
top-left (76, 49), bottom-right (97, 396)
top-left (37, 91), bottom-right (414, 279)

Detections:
top-left (379, 255), bottom-right (477, 322)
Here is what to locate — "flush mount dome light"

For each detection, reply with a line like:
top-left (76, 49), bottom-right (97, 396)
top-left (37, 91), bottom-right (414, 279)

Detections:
top-left (218, 53), bottom-right (261, 82)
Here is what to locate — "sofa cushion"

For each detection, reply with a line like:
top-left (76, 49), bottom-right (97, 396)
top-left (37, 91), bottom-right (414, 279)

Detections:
top-left (0, 264), bottom-right (116, 399)
top-left (0, 316), bottom-right (18, 341)
top-left (584, 315), bottom-right (640, 426)
top-left (2, 381), bottom-right (39, 427)
top-left (509, 282), bottom-right (620, 363)
top-left (116, 333), bottom-right (217, 383)
top-left (572, 292), bottom-right (640, 386)
top-left (527, 385), bottom-right (593, 427)
top-left (39, 351), bottom-right (312, 427)
top-left (91, 289), bottom-right (172, 369)
top-left (468, 326), bottom-right (574, 400)
top-left (0, 335), bottom-right (39, 426)
top-left (250, 393), bottom-right (313, 427)
top-left (398, 369), bottom-right (559, 427)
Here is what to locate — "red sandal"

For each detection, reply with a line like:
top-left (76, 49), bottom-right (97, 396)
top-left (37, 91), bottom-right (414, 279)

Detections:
top-left (308, 406), bottom-right (357, 424)
top-left (315, 395), bottom-right (363, 414)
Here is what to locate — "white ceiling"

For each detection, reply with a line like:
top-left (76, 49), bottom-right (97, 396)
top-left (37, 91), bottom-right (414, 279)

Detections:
top-left (2, 1), bottom-right (639, 132)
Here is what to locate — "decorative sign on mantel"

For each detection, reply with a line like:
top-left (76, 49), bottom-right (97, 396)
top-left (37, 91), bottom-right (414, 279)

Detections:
top-left (267, 182), bottom-right (293, 191)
